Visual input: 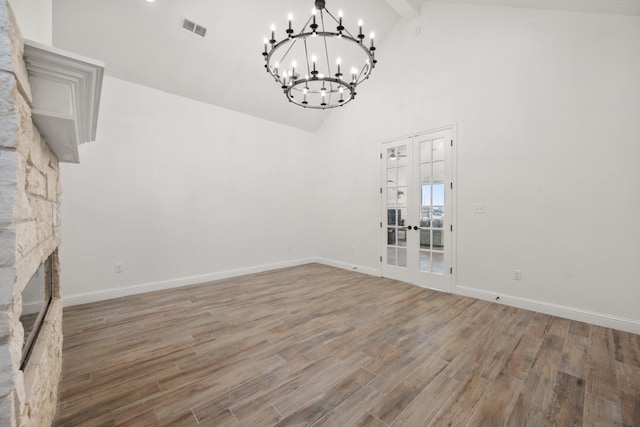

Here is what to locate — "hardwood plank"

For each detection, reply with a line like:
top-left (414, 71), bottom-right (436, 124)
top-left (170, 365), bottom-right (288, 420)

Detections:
top-left (372, 355), bottom-right (449, 424)
top-left (612, 329), bottom-right (640, 367)
top-left (569, 320), bottom-right (590, 338)
top-left (583, 393), bottom-right (623, 427)
top-left (547, 371), bottom-right (586, 426)
top-left (588, 326), bottom-right (620, 403)
top-left (506, 372), bottom-right (555, 427)
top-left (429, 374), bottom-right (487, 426)
top-left (466, 372), bottom-right (524, 426)
top-left (229, 355), bottom-right (339, 422)
top-left (313, 384), bottom-right (383, 427)
top-left (390, 371), bottom-right (462, 426)
top-left (238, 406), bottom-right (284, 427)
top-left (353, 413), bottom-right (388, 427)
top-left (524, 312), bottom-right (552, 339)
top-left (502, 333), bottom-right (544, 379)
top-left (272, 368), bottom-right (374, 426)
top-left (560, 331), bottom-right (590, 379)
top-left (615, 361), bottom-right (640, 426)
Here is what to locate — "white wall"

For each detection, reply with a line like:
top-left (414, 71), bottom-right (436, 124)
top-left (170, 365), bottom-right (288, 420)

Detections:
top-left (8, 0), bottom-right (52, 44)
top-left (60, 76), bottom-right (315, 303)
top-left (313, 3), bottom-right (640, 330)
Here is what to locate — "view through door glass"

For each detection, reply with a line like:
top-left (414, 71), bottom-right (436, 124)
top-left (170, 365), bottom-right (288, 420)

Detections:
top-left (418, 138), bottom-right (446, 275)
top-left (386, 145), bottom-right (408, 268)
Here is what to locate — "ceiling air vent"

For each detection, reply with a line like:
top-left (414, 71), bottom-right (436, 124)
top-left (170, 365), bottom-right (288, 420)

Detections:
top-left (194, 25), bottom-right (207, 38)
top-left (180, 17), bottom-right (207, 38)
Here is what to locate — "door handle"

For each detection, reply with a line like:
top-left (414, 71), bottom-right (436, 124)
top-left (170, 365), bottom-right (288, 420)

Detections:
top-left (413, 226), bottom-right (419, 230)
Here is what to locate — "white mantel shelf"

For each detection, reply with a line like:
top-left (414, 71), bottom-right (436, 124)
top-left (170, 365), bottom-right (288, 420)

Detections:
top-left (23, 40), bottom-right (104, 163)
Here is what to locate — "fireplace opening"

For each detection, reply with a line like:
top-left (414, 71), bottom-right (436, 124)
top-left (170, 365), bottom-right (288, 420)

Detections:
top-left (19, 253), bottom-right (54, 371)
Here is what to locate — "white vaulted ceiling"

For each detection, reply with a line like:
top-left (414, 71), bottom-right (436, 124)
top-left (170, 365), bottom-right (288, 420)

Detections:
top-left (52, 0), bottom-right (640, 132)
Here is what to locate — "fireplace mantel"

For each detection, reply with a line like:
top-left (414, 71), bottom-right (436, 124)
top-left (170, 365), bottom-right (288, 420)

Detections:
top-left (23, 40), bottom-right (104, 163)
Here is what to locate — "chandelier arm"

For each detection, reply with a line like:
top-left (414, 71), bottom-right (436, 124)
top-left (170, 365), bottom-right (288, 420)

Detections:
top-left (357, 63), bottom-right (369, 82)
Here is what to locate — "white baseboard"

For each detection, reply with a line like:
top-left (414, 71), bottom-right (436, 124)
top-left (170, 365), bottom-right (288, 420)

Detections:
top-left (456, 285), bottom-right (640, 335)
top-left (62, 259), bottom-right (639, 335)
top-left (312, 257), bottom-right (380, 277)
top-left (62, 258), bottom-right (316, 307)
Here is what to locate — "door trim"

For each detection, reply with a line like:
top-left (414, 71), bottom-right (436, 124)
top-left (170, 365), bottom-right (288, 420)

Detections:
top-left (379, 124), bottom-right (457, 292)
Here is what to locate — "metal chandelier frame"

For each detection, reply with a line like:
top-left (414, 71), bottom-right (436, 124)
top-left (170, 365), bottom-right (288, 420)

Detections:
top-left (262, 0), bottom-right (377, 109)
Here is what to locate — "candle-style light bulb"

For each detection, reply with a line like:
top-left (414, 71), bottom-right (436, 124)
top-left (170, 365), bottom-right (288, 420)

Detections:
top-left (270, 24), bottom-right (276, 43)
top-left (311, 8), bottom-right (318, 36)
top-left (263, 38), bottom-right (268, 54)
top-left (358, 19), bottom-right (363, 36)
top-left (291, 60), bottom-right (297, 78)
top-left (370, 32), bottom-right (375, 49)
top-left (336, 57), bottom-right (342, 77)
top-left (351, 67), bottom-right (358, 83)
top-left (312, 54), bottom-right (317, 73)
top-left (288, 13), bottom-right (293, 29)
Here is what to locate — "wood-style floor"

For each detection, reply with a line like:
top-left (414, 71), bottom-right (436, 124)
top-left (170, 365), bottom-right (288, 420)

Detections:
top-left (54, 264), bottom-right (640, 426)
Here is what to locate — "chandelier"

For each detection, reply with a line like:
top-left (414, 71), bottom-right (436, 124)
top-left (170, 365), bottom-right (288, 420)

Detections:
top-left (262, 0), bottom-right (377, 109)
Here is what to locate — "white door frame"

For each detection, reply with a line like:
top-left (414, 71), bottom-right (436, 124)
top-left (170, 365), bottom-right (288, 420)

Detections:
top-left (379, 124), bottom-right (457, 292)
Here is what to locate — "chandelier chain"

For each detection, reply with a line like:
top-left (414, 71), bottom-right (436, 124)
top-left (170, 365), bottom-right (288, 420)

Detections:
top-left (320, 10), bottom-right (335, 98)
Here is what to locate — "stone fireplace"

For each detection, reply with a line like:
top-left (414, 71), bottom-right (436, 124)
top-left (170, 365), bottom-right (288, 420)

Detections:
top-left (0, 2), bottom-right (102, 425)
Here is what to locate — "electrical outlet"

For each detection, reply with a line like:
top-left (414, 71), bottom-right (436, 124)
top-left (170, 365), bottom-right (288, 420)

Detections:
top-left (513, 269), bottom-right (521, 281)
top-left (474, 203), bottom-right (486, 214)
top-left (114, 263), bottom-right (123, 274)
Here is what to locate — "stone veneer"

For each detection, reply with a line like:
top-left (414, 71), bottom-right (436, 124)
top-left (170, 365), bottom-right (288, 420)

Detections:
top-left (1, 2), bottom-right (63, 426)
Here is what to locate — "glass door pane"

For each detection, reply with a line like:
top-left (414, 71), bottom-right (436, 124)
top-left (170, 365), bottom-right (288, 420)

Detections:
top-left (418, 139), bottom-right (445, 275)
top-left (385, 146), bottom-right (408, 268)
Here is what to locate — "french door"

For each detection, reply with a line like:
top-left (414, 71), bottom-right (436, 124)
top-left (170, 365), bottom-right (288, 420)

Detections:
top-left (380, 128), bottom-right (454, 292)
